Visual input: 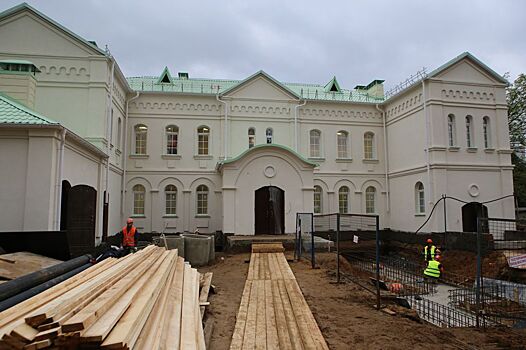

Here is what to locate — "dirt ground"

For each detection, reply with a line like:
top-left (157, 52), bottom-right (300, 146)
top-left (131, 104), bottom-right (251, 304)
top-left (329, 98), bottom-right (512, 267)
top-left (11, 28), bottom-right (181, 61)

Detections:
top-left (199, 252), bottom-right (526, 350)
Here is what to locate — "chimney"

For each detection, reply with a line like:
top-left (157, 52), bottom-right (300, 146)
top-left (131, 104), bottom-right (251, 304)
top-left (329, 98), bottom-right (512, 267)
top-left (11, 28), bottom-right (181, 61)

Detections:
top-left (0, 60), bottom-right (40, 108)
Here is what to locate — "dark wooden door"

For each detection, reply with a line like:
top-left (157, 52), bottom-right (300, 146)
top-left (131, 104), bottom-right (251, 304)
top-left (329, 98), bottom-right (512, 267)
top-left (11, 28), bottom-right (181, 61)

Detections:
top-left (255, 186), bottom-right (284, 235)
top-left (66, 185), bottom-right (97, 257)
top-left (462, 202), bottom-right (488, 233)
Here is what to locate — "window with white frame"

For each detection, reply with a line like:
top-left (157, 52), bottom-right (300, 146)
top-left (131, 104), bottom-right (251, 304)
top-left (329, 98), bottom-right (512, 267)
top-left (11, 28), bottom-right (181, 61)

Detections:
top-left (134, 124), bottom-right (147, 155)
top-left (197, 126), bottom-right (210, 155)
top-left (165, 185), bottom-right (177, 215)
top-left (266, 128), bottom-right (273, 144)
top-left (466, 115), bottom-right (474, 148)
top-left (365, 186), bottom-right (376, 213)
top-left (447, 114), bottom-right (456, 147)
top-left (337, 131), bottom-right (349, 158)
top-left (166, 125), bottom-right (179, 155)
top-left (196, 185), bottom-right (209, 215)
top-left (313, 186), bottom-right (322, 214)
top-left (248, 127), bottom-right (256, 148)
top-left (364, 132), bottom-right (375, 159)
top-left (310, 130), bottom-right (321, 157)
top-left (415, 182), bottom-right (425, 214)
top-left (483, 116), bottom-right (491, 148)
top-left (133, 184), bottom-right (145, 215)
top-left (338, 186), bottom-right (349, 214)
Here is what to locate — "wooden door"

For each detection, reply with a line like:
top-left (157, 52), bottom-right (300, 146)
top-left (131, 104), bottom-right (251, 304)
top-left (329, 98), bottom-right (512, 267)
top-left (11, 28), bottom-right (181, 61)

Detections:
top-left (66, 185), bottom-right (97, 257)
top-left (254, 186), bottom-right (284, 235)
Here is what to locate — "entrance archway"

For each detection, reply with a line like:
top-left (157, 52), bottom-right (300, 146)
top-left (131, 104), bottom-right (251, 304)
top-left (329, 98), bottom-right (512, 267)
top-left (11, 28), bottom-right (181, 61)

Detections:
top-left (254, 186), bottom-right (284, 235)
top-left (462, 202), bottom-right (488, 232)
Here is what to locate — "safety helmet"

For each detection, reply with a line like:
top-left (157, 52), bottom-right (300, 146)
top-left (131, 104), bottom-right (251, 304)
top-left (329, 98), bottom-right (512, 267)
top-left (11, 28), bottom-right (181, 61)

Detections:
top-left (427, 238), bottom-right (433, 244)
top-left (127, 218), bottom-right (134, 224)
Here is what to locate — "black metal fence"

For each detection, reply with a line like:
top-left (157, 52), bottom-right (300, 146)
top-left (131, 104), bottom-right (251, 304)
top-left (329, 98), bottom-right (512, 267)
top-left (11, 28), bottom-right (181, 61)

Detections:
top-left (407, 295), bottom-right (484, 328)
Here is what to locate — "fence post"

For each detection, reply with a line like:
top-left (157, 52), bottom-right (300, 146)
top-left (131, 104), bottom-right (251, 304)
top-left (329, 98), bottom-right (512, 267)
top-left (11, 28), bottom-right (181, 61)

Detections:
top-left (375, 215), bottom-right (381, 310)
top-left (476, 217), bottom-right (482, 328)
top-left (443, 194), bottom-right (447, 249)
top-left (311, 222), bottom-right (315, 269)
top-left (336, 213), bottom-right (340, 284)
top-left (298, 215), bottom-right (302, 261)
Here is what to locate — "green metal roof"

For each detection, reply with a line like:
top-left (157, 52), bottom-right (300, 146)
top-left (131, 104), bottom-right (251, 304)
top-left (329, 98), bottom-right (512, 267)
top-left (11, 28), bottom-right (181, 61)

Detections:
top-left (0, 93), bottom-right (59, 125)
top-left (126, 71), bottom-right (385, 103)
top-left (324, 76), bottom-right (341, 93)
top-left (217, 144), bottom-right (318, 169)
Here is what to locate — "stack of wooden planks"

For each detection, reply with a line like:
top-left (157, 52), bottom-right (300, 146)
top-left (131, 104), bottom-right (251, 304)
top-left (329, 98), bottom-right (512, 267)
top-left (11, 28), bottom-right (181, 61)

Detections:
top-left (0, 252), bottom-right (62, 281)
top-left (230, 243), bottom-right (329, 350)
top-left (0, 245), bottom-right (206, 349)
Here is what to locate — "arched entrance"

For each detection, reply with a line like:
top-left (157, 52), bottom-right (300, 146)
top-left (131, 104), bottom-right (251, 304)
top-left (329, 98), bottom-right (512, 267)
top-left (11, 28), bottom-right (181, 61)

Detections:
top-left (462, 202), bottom-right (488, 232)
top-left (255, 186), bottom-right (284, 235)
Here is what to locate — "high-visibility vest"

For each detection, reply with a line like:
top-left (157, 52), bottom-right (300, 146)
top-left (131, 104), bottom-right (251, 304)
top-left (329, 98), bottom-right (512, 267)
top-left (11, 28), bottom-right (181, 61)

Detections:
top-left (424, 245), bottom-right (436, 261)
top-left (424, 260), bottom-right (441, 278)
top-left (122, 226), bottom-right (136, 247)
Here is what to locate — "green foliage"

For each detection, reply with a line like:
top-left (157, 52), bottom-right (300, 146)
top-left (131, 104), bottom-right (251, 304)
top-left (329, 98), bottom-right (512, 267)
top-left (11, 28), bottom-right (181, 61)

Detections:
top-left (512, 153), bottom-right (526, 207)
top-left (507, 74), bottom-right (526, 147)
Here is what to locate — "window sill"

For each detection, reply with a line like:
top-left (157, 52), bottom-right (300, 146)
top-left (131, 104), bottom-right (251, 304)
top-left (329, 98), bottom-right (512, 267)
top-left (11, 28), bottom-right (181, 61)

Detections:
top-left (162, 154), bottom-right (182, 160)
top-left (163, 215), bottom-right (178, 218)
top-left (448, 146), bottom-right (460, 152)
top-left (336, 158), bottom-right (353, 163)
top-left (308, 157), bottom-right (325, 162)
top-left (362, 159), bottom-right (379, 164)
top-left (415, 213), bottom-right (426, 217)
top-left (484, 148), bottom-right (496, 153)
top-left (467, 147), bottom-right (478, 153)
top-left (130, 214), bottom-right (146, 218)
top-left (129, 154), bottom-right (149, 159)
top-left (195, 215), bottom-right (210, 218)
top-left (194, 155), bottom-right (213, 160)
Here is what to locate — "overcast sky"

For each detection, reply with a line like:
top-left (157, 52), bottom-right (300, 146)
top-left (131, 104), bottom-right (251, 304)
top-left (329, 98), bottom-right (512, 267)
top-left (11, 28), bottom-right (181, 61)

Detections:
top-left (3, 0), bottom-right (525, 90)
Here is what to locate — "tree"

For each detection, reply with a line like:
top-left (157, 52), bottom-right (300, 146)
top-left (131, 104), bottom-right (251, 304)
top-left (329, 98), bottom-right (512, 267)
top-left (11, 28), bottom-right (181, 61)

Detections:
top-left (507, 74), bottom-right (526, 207)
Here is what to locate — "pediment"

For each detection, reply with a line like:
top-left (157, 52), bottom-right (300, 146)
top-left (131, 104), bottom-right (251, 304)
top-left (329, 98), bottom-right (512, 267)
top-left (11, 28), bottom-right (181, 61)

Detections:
top-left (222, 72), bottom-right (299, 101)
top-left (431, 54), bottom-right (507, 85)
top-left (0, 8), bottom-right (103, 57)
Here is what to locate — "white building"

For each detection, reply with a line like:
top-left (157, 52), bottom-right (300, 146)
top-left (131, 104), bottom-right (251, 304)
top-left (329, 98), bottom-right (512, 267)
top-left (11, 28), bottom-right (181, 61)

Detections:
top-left (0, 3), bottom-right (515, 240)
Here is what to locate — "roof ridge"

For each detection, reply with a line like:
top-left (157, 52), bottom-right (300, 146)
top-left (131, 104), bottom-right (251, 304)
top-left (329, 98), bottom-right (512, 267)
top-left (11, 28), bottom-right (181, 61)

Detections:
top-left (0, 93), bottom-right (59, 124)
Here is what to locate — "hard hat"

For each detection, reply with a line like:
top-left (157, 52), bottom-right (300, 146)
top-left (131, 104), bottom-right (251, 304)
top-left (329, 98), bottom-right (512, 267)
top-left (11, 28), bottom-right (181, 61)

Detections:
top-left (427, 239), bottom-right (433, 244)
top-left (127, 218), bottom-right (134, 224)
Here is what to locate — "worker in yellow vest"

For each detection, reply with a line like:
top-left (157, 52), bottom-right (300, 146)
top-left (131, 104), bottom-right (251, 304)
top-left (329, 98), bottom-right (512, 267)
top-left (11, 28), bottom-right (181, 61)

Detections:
top-left (424, 255), bottom-right (444, 285)
top-left (423, 238), bottom-right (439, 262)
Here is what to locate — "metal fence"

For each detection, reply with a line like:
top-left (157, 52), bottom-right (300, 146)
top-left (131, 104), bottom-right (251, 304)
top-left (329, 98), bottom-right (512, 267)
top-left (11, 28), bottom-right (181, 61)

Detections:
top-left (407, 295), bottom-right (484, 328)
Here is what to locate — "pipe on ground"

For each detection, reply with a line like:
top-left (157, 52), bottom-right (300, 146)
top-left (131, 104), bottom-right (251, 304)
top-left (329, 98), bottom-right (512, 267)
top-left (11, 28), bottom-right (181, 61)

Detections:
top-left (0, 254), bottom-right (91, 302)
top-left (0, 263), bottom-right (91, 312)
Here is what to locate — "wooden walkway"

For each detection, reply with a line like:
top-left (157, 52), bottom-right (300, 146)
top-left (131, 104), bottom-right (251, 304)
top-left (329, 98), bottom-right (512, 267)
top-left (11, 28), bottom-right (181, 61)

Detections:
top-left (230, 244), bottom-right (329, 350)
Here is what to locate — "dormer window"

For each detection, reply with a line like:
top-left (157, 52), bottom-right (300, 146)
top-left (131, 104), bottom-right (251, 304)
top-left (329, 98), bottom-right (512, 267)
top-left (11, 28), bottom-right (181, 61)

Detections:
top-left (324, 76), bottom-right (341, 93)
top-left (157, 66), bottom-right (173, 84)
top-left (0, 60), bottom-right (40, 75)
top-left (178, 72), bottom-right (189, 79)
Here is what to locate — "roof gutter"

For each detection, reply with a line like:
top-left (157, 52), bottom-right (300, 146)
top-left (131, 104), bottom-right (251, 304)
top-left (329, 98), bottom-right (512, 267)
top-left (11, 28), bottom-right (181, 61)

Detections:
top-left (53, 128), bottom-right (66, 231)
top-left (105, 56), bottom-right (115, 234)
top-left (375, 103), bottom-right (390, 214)
top-left (422, 79), bottom-right (433, 213)
top-left (121, 91), bottom-right (140, 216)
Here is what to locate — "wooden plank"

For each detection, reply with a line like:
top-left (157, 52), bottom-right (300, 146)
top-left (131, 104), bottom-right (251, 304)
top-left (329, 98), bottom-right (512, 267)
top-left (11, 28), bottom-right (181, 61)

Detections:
top-left (253, 253), bottom-right (260, 281)
top-left (264, 280), bottom-right (279, 350)
top-left (33, 327), bottom-right (60, 342)
top-left (101, 250), bottom-right (177, 349)
top-left (0, 253), bottom-right (62, 280)
top-left (241, 280), bottom-right (258, 350)
top-left (61, 249), bottom-right (163, 333)
top-left (255, 280), bottom-right (266, 350)
top-left (10, 324), bottom-right (37, 343)
top-left (22, 339), bottom-right (51, 350)
top-left (271, 280), bottom-right (293, 350)
top-left (229, 280), bottom-right (252, 350)
top-left (199, 272), bottom-right (213, 318)
top-left (179, 265), bottom-right (198, 350)
top-left (276, 280), bottom-right (303, 350)
top-left (203, 316), bottom-right (214, 350)
top-left (283, 280), bottom-right (317, 350)
top-left (80, 250), bottom-right (172, 343)
top-left (161, 257), bottom-right (185, 349)
top-left (195, 271), bottom-right (206, 350)
top-left (251, 243), bottom-right (284, 253)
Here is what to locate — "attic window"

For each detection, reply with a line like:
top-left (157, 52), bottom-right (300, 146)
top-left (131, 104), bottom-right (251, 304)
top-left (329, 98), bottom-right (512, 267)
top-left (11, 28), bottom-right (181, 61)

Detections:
top-left (157, 67), bottom-right (173, 84)
top-left (329, 84), bottom-right (339, 92)
top-left (324, 76), bottom-right (341, 93)
top-left (178, 72), bottom-right (189, 79)
top-left (160, 74), bottom-right (171, 83)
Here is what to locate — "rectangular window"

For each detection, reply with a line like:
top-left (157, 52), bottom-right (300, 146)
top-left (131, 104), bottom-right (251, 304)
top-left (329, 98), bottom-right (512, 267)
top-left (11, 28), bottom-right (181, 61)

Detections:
top-left (198, 133), bottom-right (209, 155)
top-left (167, 133), bottom-right (178, 155)
top-left (314, 192), bottom-right (321, 214)
top-left (197, 193), bottom-right (208, 214)
top-left (339, 193), bottom-right (348, 214)
top-left (166, 193), bottom-right (176, 215)
top-left (310, 132), bottom-right (320, 157)
top-left (337, 133), bottom-right (348, 158)
top-left (366, 192), bottom-right (375, 213)
top-left (133, 192), bottom-right (145, 215)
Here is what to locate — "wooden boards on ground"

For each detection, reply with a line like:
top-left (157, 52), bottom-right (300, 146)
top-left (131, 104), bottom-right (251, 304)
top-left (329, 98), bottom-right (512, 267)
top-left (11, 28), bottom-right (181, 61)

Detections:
top-left (230, 246), bottom-right (329, 350)
top-left (0, 252), bottom-right (62, 280)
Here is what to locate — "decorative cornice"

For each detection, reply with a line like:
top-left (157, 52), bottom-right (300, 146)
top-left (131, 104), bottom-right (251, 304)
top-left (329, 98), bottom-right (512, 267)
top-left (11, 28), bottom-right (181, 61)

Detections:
top-left (130, 101), bottom-right (221, 113)
top-left (441, 89), bottom-right (495, 102)
top-left (301, 108), bottom-right (380, 119)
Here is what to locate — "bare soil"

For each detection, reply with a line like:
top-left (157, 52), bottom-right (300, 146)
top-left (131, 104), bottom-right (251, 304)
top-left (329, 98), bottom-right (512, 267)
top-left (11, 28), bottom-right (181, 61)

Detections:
top-left (199, 252), bottom-right (526, 350)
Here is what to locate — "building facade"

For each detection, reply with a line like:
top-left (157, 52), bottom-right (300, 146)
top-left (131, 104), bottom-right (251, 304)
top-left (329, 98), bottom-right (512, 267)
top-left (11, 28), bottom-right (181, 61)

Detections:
top-left (0, 3), bottom-right (515, 239)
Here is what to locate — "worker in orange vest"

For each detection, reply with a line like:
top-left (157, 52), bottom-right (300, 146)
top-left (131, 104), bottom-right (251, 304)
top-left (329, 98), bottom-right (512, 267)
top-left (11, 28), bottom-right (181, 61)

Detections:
top-left (116, 218), bottom-right (139, 255)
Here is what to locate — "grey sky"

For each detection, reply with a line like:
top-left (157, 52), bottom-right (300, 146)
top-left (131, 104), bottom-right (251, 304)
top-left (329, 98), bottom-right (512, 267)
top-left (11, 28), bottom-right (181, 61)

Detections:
top-left (3, 0), bottom-right (525, 90)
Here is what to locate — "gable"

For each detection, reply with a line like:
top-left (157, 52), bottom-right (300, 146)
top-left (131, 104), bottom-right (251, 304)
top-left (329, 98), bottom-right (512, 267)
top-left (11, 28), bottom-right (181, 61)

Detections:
top-left (223, 75), bottom-right (298, 101)
top-left (431, 55), bottom-right (506, 85)
top-left (0, 11), bottom-right (102, 57)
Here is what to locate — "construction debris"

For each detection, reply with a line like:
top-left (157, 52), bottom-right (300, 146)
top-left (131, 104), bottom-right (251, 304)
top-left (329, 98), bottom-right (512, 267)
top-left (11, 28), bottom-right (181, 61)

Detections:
top-left (230, 243), bottom-right (329, 350)
top-left (0, 245), bottom-right (206, 349)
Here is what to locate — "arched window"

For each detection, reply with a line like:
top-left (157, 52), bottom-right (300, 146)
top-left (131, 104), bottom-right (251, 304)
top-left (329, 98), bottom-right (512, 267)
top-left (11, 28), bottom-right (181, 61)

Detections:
top-left (196, 185), bottom-right (209, 215)
top-left (465, 116), bottom-right (474, 148)
top-left (134, 124), bottom-right (147, 155)
top-left (248, 127), bottom-right (256, 148)
top-left (483, 116), bottom-right (491, 149)
top-left (364, 132), bottom-right (375, 159)
top-left (117, 118), bottom-right (122, 150)
top-left (132, 184), bottom-right (145, 215)
top-left (165, 185), bottom-right (177, 215)
top-left (337, 131), bottom-right (349, 158)
top-left (266, 128), bottom-right (273, 144)
top-left (338, 186), bottom-right (349, 214)
top-left (415, 182), bottom-right (425, 214)
top-left (166, 125), bottom-right (179, 155)
top-left (310, 130), bottom-right (321, 157)
top-left (197, 126), bottom-right (210, 155)
top-left (447, 114), bottom-right (456, 147)
top-left (313, 186), bottom-right (322, 214)
top-left (365, 186), bottom-right (376, 214)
